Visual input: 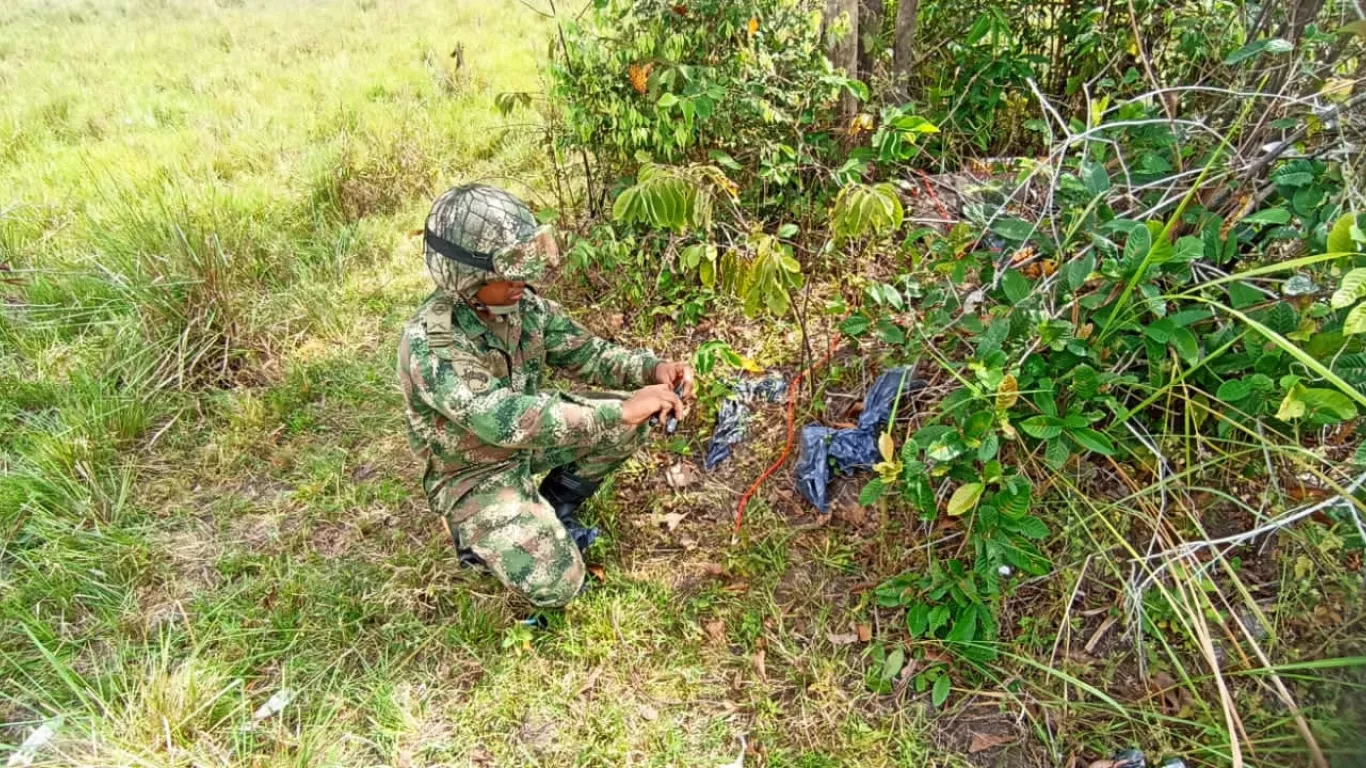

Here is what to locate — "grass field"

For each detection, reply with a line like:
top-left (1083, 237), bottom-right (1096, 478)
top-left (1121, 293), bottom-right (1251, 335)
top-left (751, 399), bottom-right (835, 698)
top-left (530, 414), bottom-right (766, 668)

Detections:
top-left (0, 1), bottom-right (953, 765)
top-left (7, 2), bottom-right (1366, 767)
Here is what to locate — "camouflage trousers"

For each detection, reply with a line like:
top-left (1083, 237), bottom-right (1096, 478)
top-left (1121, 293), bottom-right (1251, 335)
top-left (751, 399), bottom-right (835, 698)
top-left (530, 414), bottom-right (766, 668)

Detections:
top-left (436, 393), bottom-right (649, 607)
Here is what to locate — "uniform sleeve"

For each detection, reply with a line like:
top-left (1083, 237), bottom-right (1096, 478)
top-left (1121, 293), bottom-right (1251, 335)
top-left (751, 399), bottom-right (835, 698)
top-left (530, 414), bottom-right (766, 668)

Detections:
top-left (540, 298), bottom-right (661, 390)
top-left (404, 327), bottom-right (624, 450)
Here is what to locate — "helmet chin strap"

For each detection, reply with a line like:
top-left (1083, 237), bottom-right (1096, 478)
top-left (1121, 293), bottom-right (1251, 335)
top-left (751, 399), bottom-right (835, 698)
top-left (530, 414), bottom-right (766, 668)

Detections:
top-left (467, 297), bottom-right (521, 317)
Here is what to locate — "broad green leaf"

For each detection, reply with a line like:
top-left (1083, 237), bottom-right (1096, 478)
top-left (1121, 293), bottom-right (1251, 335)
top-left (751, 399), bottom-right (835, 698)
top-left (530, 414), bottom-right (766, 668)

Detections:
top-left (1216, 379), bottom-right (1252, 402)
top-left (1171, 327), bottom-right (1200, 363)
top-left (1018, 416), bottom-right (1063, 439)
top-left (1013, 515), bottom-right (1049, 540)
top-left (1345, 303), bottom-right (1366, 335)
top-left (1172, 236), bottom-right (1204, 262)
top-left (1044, 438), bottom-right (1070, 468)
top-left (1332, 268), bottom-right (1366, 308)
top-left (1227, 281), bottom-right (1264, 309)
top-left (1002, 269), bottom-right (1031, 305)
top-left (945, 609), bottom-right (978, 642)
top-left (859, 477), bottom-right (886, 506)
top-left (932, 674), bottom-right (951, 707)
top-left (990, 218), bottom-right (1035, 242)
top-left (1328, 213), bottom-right (1363, 255)
top-left (1276, 385), bottom-right (1307, 420)
top-left (839, 314), bottom-right (872, 336)
top-left (946, 482), bottom-right (984, 517)
top-left (1069, 427), bottom-right (1115, 455)
top-left (1081, 159), bottom-right (1110, 197)
top-left (1123, 225), bottom-right (1152, 266)
top-left (882, 647), bottom-right (905, 680)
top-left (1065, 253), bottom-right (1095, 291)
top-left (657, 93), bottom-right (679, 108)
top-left (1225, 37), bottom-right (1293, 65)
top-left (907, 603), bottom-right (930, 637)
top-left (1243, 207), bottom-right (1292, 225)
top-left (1300, 388), bottom-right (1358, 421)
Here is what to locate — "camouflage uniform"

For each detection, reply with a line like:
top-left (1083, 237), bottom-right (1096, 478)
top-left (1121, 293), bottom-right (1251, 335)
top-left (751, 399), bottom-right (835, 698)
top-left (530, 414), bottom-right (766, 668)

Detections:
top-left (397, 185), bottom-right (661, 607)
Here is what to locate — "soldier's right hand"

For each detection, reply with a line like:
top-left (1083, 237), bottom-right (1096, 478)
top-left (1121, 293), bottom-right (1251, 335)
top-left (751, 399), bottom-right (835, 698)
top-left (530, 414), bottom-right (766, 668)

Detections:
top-left (622, 384), bottom-right (686, 427)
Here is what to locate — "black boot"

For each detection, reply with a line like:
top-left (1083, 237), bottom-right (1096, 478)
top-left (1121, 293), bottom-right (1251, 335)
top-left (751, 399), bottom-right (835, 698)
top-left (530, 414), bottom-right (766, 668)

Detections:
top-left (539, 466), bottom-right (602, 552)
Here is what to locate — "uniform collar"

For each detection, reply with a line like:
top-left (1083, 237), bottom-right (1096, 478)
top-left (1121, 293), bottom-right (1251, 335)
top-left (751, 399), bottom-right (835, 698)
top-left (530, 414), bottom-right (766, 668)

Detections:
top-left (453, 299), bottom-right (520, 353)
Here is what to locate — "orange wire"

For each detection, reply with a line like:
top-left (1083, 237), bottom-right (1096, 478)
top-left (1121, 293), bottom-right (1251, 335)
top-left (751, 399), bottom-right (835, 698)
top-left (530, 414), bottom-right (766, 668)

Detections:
top-left (733, 333), bottom-right (842, 532)
top-left (915, 168), bottom-right (952, 224)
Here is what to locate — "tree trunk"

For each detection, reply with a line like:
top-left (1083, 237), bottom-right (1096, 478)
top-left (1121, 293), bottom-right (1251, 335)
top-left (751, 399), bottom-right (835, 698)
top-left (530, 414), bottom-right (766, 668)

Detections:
top-left (825, 0), bottom-right (859, 122)
top-left (858, 0), bottom-right (883, 86)
top-left (892, 0), bottom-right (919, 98)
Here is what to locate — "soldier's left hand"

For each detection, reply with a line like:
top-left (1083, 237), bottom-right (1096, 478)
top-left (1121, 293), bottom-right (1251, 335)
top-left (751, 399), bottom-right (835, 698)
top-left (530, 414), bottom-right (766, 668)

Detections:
top-left (653, 361), bottom-right (695, 400)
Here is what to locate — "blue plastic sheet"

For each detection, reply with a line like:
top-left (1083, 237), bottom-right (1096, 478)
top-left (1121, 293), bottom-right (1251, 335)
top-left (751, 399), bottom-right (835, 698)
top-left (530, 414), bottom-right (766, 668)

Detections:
top-left (795, 367), bottom-right (924, 513)
top-left (702, 374), bottom-right (789, 471)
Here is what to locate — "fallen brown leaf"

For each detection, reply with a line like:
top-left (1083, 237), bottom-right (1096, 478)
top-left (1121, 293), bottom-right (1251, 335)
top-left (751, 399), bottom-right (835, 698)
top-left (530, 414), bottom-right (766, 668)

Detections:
top-left (660, 511), bottom-right (687, 531)
top-left (753, 649), bottom-right (767, 682)
top-left (664, 462), bottom-right (699, 489)
top-left (968, 732), bottom-right (1014, 753)
top-left (705, 619), bottom-right (726, 644)
top-left (857, 623), bottom-right (872, 642)
top-left (826, 631), bottom-right (859, 646)
top-left (587, 564), bottom-right (606, 582)
top-left (638, 703), bottom-right (659, 721)
top-left (698, 562), bottom-right (727, 577)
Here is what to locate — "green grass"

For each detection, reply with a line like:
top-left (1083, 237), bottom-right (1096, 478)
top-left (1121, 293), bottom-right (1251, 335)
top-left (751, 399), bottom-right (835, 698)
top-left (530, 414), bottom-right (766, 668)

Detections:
top-left (5, 2), bottom-right (1366, 767)
top-left (0, 1), bottom-right (948, 765)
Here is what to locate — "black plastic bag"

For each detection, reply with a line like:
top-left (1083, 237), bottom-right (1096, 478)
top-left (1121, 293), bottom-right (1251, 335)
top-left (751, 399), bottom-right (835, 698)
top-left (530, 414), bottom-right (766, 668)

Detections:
top-left (702, 374), bottom-right (789, 471)
top-left (794, 367), bottom-right (924, 512)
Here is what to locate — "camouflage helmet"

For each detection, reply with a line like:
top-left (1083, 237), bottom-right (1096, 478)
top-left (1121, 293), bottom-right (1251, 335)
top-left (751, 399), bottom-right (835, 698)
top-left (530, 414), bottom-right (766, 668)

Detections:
top-left (423, 184), bottom-right (556, 298)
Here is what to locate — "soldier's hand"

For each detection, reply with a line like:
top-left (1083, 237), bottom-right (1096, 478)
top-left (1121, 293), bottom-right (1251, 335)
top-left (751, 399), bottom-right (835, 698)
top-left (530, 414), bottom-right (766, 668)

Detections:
top-left (653, 361), bottom-right (695, 400)
top-left (622, 384), bottom-right (687, 427)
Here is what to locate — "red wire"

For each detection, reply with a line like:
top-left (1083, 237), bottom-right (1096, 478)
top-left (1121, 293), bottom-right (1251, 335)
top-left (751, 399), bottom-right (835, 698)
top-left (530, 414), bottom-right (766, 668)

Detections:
top-left (733, 333), bottom-right (842, 532)
top-left (915, 168), bottom-right (952, 224)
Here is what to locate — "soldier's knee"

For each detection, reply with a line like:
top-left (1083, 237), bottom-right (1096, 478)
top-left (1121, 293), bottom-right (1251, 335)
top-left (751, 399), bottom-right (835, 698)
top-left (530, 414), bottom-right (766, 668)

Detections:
top-left (489, 524), bottom-right (584, 604)
top-left (519, 552), bottom-right (584, 606)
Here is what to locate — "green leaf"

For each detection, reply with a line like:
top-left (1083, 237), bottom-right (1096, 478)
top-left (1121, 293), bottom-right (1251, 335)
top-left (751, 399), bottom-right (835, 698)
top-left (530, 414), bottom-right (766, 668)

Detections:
top-left (1243, 207), bottom-right (1292, 225)
top-left (656, 93), bottom-right (679, 108)
top-left (1123, 225), bottom-right (1152, 266)
top-left (932, 673), bottom-right (951, 707)
top-left (839, 314), bottom-right (872, 336)
top-left (946, 482), bottom-right (984, 517)
top-left (1329, 214), bottom-right (1363, 255)
top-left (1065, 253), bottom-right (1095, 291)
top-left (859, 478), bottom-right (886, 506)
top-left (907, 603), bottom-right (930, 637)
top-left (1019, 416), bottom-right (1063, 439)
top-left (1172, 236), bottom-right (1204, 262)
top-left (1170, 327), bottom-right (1200, 364)
top-left (990, 218), bottom-right (1035, 242)
top-left (1081, 160), bottom-right (1110, 197)
top-left (1345, 303), bottom-right (1366, 335)
top-left (1225, 37), bottom-right (1293, 65)
top-left (1331, 268), bottom-right (1366, 308)
top-left (874, 318), bottom-right (907, 345)
top-left (1044, 438), bottom-right (1070, 468)
top-left (1069, 427), bottom-right (1115, 455)
top-left (1276, 385), bottom-right (1307, 420)
top-left (882, 647), bottom-right (905, 680)
top-left (1217, 379), bottom-right (1252, 402)
top-left (1299, 388), bottom-right (1358, 421)
top-left (1002, 269), bottom-right (1031, 305)
top-left (1227, 281), bottom-right (1264, 309)
top-left (1013, 515), bottom-right (1049, 540)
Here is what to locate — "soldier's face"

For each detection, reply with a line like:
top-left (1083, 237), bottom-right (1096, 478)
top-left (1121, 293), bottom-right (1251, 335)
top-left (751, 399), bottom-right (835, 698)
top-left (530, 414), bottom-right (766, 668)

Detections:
top-left (475, 280), bottom-right (526, 307)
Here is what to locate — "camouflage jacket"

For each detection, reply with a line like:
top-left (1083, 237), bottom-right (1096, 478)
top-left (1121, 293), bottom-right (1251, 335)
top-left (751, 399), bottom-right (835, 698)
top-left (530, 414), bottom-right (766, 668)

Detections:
top-left (397, 291), bottom-right (660, 503)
